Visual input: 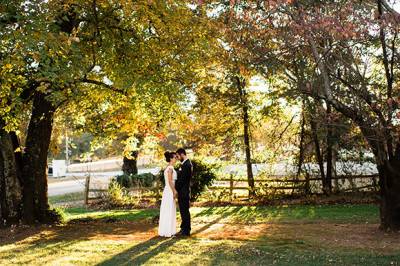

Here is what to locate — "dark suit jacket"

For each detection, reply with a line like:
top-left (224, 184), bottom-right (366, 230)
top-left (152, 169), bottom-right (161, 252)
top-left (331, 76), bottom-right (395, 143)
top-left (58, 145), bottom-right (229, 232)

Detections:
top-left (176, 159), bottom-right (193, 198)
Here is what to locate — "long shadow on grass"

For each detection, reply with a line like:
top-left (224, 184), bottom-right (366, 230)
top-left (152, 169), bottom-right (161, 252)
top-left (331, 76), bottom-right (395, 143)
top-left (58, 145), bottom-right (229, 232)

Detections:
top-left (96, 206), bottom-right (242, 265)
top-left (0, 225), bottom-right (44, 246)
top-left (0, 217), bottom-right (156, 264)
top-left (0, 208), bottom-right (158, 247)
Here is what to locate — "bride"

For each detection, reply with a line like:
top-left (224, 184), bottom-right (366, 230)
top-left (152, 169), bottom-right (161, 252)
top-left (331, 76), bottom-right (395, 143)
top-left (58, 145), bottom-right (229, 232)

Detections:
top-left (158, 151), bottom-right (178, 237)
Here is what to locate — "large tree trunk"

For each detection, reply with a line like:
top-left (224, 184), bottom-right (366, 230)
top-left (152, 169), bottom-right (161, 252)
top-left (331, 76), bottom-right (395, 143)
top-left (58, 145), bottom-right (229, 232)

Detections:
top-left (21, 92), bottom-right (55, 224)
top-left (359, 127), bottom-right (400, 231)
top-left (0, 123), bottom-right (23, 225)
top-left (378, 158), bottom-right (400, 231)
top-left (122, 151), bottom-right (138, 176)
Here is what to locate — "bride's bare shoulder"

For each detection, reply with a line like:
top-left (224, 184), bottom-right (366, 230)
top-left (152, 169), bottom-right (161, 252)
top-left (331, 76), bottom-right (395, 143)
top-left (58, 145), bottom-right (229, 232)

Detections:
top-left (165, 165), bottom-right (174, 171)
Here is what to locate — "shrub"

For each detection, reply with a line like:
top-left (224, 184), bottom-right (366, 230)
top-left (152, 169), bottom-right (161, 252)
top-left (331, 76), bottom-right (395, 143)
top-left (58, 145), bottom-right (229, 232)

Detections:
top-left (131, 173), bottom-right (158, 187)
top-left (191, 159), bottom-right (218, 201)
top-left (159, 158), bottom-right (218, 202)
top-left (107, 181), bottom-right (131, 206)
top-left (116, 174), bottom-right (132, 188)
top-left (115, 173), bottom-right (157, 188)
top-left (43, 208), bottom-right (65, 224)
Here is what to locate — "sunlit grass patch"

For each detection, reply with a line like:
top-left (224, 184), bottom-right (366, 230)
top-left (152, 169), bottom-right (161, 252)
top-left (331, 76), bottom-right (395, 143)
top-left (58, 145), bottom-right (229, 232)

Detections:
top-left (191, 204), bottom-right (379, 224)
top-left (63, 207), bottom-right (159, 222)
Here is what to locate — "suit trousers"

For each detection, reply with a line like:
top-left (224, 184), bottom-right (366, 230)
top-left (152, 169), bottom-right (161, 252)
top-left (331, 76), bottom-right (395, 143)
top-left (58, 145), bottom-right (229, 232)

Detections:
top-left (178, 194), bottom-right (191, 234)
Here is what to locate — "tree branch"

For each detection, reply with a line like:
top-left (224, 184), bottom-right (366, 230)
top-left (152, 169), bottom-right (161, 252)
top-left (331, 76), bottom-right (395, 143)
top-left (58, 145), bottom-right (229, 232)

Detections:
top-left (328, 70), bottom-right (387, 128)
top-left (381, 0), bottom-right (400, 17)
top-left (79, 78), bottom-right (126, 95)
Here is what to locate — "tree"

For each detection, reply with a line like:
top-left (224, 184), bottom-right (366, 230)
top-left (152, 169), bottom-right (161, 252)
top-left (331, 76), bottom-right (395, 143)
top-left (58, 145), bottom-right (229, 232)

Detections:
top-left (183, 68), bottom-right (258, 197)
top-left (229, 0), bottom-right (400, 230)
top-left (235, 74), bottom-right (255, 197)
top-left (0, 0), bottom-right (217, 225)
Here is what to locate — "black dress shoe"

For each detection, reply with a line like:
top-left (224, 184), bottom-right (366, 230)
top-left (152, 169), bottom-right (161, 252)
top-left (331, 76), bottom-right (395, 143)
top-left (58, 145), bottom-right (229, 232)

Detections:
top-left (176, 231), bottom-right (190, 237)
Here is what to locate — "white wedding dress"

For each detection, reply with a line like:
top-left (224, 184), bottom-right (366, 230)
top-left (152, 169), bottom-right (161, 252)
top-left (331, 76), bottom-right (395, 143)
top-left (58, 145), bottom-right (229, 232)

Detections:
top-left (158, 165), bottom-right (177, 237)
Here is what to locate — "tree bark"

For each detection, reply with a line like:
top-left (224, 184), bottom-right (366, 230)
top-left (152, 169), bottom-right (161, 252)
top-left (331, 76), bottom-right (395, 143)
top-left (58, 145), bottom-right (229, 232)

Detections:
top-left (309, 113), bottom-right (327, 194)
top-left (236, 76), bottom-right (255, 197)
top-left (243, 100), bottom-right (255, 197)
top-left (378, 158), bottom-right (400, 231)
top-left (296, 104), bottom-right (306, 178)
top-left (21, 92), bottom-right (55, 223)
top-left (122, 151), bottom-right (138, 176)
top-left (325, 103), bottom-right (333, 194)
top-left (332, 146), bottom-right (339, 193)
top-left (296, 103), bottom-right (308, 195)
top-left (0, 123), bottom-right (23, 225)
top-left (377, 0), bottom-right (395, 159)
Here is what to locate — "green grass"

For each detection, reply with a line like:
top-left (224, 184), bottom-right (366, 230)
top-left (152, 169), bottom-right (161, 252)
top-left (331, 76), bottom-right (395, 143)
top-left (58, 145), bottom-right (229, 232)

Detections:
top-left (1, 204), bottom-right (399, 266)
top-left (63, 207), bottom-right (159, 221)
top-left (191, 204), bottom-right (379, 224)
top-left (62, 204), bottom-right (379, 223)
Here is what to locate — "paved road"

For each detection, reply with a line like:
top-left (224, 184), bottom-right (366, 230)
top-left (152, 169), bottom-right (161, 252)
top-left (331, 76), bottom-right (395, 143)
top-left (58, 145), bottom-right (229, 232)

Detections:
top-left (48, 168), bottom-right (160, 196)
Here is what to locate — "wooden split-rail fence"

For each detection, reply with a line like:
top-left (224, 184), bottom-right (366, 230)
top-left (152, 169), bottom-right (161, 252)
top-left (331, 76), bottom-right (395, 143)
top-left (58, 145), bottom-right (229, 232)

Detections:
top-left (84, 174), bottom-right (379, 204)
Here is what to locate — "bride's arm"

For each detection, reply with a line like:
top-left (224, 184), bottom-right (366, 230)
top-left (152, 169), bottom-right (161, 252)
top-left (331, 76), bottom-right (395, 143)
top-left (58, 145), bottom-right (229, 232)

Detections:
top-left (167, 168), bottom-right (178, 197)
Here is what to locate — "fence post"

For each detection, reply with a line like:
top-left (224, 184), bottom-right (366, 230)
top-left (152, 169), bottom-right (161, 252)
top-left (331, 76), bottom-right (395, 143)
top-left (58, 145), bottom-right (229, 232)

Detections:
top-left (84, 174), bottom-right (91, 205)
top-left (230, 174), bottom-right (233, 201)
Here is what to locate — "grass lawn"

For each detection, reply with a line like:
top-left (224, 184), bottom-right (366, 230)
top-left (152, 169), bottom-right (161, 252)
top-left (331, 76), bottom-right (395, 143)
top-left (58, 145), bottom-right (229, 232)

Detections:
top-left (1, 204), bottom-right (400, 265)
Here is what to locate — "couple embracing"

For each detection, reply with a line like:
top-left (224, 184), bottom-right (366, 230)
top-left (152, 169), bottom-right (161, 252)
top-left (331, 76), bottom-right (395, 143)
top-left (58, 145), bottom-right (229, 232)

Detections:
top-left (158, 148), bottom-right (192, 237)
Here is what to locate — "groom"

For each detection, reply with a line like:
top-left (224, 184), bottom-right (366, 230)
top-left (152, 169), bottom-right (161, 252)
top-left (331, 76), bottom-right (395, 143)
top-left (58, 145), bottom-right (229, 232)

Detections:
top-left (175, 148), bottom-right (193, 237)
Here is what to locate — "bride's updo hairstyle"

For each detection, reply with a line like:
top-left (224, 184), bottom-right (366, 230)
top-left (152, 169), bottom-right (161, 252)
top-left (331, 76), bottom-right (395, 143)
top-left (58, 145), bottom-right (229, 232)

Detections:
top-left (164, 151), bottom-right (176, 162)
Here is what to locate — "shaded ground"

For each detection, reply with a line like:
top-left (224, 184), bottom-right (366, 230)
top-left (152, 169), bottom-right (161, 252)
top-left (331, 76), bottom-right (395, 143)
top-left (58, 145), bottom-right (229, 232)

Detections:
top-left (0, 205), bottom-right (399, 265)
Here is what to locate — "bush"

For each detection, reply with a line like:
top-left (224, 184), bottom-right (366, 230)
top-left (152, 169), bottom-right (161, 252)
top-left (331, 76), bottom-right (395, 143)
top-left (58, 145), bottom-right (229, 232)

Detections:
top-left (107, 173), bottom-right (159, 207)
top-left (131, 173), bottom-right (158, 187)
top-left (43, 208), bottom-right (65, 224)
top-left (107, 181), bottom-right (132, 206)
top-left (116, 174), bottom-right (132, 188)
top-left (191, 159), bottom-right (218, 201)
top-left (159, 158), bottom-right (218, 202)
top-left (115, 173), bottom-right (157, 188)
